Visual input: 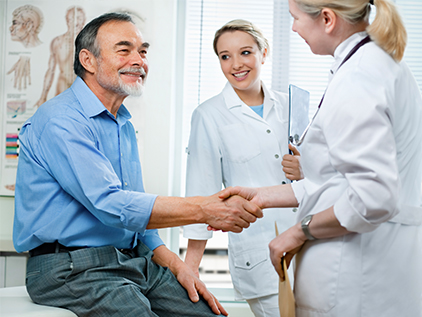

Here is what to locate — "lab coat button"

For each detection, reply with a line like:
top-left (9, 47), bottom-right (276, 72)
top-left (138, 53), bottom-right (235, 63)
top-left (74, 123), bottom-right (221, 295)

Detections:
top-left (275, 154), bottom-right (279, 159)
top-left (282, 181), bottom-right (286, 184)
top-left (293, 208), bottom-right (297, 212)
top-left (246, 261), bottom-right (251, 266)
top-left (266, 129), bottom-right (271, 133)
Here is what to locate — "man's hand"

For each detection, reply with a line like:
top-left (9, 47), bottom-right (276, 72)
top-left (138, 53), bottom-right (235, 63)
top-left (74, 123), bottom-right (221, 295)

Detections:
top-left (199, 192), bottom-right (263, 233)
top-left (282, 144), bottom-right (303, 181)
top-left (174, 261), bottom-right (228, 316)
top-left (152, 246), bottom-right (228, 316)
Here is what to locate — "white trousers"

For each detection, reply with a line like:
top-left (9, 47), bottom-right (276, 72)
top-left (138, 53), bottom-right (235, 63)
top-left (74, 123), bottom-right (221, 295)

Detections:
top-left (246, 294), bottom-right (280, 317)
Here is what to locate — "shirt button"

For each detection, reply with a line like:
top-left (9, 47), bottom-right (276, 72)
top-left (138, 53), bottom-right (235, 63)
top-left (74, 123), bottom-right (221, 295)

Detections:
top-left (246, 261), bottom-right (251, 266)
top-left (124, 182), bottom-right (128, 186)
top-left (266, 129), bottom-right (271, 134)
top-left (275, 154), bottom-right (279, 159)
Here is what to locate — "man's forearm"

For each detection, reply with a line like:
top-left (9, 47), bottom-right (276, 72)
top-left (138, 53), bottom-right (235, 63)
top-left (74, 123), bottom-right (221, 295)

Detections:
top-left (147, 196), bottom-right (203, 229)
top-left (146, 193), bottom-right (263, 233)
top-left (152, 244), bottom-right (183, 273)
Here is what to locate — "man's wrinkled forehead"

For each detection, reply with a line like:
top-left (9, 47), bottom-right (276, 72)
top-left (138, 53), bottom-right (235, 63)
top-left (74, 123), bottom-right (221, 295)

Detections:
top-left (97, 20), bottom-right (147, 46)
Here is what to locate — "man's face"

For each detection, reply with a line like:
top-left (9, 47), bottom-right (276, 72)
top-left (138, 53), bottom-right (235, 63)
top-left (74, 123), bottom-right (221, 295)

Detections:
top-left (94, 20), bottom-right (149, 97)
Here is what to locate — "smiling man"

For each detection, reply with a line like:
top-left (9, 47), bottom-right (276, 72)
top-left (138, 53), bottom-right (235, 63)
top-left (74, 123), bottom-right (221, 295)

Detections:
top-left (13, 12), bottom-right (263, 317)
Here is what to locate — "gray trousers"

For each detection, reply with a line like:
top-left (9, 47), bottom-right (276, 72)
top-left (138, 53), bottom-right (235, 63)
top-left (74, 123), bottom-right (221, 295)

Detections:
top-left (26, 242), bottom-right (219, 316)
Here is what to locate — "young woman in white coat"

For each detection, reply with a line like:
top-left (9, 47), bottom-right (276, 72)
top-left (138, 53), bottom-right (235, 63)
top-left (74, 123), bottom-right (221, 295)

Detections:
top-left (183, 20), bottom-right (302, 317)
top-left (221, 1), bottom-right (422, 316)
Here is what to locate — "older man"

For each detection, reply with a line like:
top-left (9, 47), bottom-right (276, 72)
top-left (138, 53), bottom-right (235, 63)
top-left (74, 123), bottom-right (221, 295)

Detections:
top-left (13, 12), bottom-right (261, 317)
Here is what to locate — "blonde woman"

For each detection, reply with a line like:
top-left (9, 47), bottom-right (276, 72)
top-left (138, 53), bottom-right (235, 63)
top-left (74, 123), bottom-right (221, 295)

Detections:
top-left (221, 0), bottom-right (422, 316)
top-left (183, 20), bottom-right (302, 317)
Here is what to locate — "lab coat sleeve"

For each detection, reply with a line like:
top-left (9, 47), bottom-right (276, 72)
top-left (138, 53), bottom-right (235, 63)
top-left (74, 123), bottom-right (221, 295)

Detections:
top-left (183, 106), bottom-right (224, 240)
top-left (323, 71), bottom-right (400, 233)
top-left (291, 179), bottom-right (305, 204)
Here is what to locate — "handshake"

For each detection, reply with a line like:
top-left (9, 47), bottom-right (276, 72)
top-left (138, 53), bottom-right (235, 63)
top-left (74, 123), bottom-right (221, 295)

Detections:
top-left (148, 186), bottom-right (269, 232)
top-left (150, 184), bottom-right (296, 234)
top-left (199, 187), bottom-right (264, 233)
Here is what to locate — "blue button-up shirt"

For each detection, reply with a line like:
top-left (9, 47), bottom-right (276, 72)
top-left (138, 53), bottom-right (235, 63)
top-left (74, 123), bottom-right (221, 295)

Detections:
top-left (13, 77), bottom-right (162, 252)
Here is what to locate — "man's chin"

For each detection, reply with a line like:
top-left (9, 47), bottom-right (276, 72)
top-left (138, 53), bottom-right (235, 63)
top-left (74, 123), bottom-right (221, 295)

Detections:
top-left (121, 83), bottom-right (144, 97)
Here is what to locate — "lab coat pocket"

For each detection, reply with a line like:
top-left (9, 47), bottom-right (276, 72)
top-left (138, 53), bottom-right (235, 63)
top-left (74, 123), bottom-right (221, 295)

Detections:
top-left (294, 238), bottom-right (343, 313)
top-left (232, 248), bottom-right (277, 298)
top-left (218, 123), bottom-right (261, 163)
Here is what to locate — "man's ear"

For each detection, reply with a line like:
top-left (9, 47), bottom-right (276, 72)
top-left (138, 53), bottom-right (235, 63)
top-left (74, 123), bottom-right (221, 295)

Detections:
top-left (79, 49), bottom-right (97, 74)
top-left (320, 8), bottom-right (337, 34)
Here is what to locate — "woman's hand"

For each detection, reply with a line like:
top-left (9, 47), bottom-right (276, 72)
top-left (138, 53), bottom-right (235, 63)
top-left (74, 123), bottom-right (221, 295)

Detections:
top-left (282, 144), bottom-right (303, 181)
top-left (269, 222), bottom-right (306, 279)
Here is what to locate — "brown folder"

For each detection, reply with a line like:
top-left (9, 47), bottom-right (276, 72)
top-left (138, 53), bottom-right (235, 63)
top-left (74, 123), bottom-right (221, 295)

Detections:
top-left (275, 223), bottom-right (296, 317)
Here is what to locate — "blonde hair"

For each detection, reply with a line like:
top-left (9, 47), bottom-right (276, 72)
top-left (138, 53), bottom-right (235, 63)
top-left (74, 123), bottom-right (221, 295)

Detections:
top-left (294, 0), bottom-right (407, 61)
top-left (213, 19), bottom-right (269, 56)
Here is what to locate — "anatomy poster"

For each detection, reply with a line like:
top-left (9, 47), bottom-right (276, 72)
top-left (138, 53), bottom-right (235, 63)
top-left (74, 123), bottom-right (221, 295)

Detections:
top-left (0, 0), bottom-right (147, 196)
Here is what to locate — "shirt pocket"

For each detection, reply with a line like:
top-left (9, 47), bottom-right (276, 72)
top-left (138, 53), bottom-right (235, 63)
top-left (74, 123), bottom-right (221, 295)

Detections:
top-left (218, 123), bottom-right (261, 163)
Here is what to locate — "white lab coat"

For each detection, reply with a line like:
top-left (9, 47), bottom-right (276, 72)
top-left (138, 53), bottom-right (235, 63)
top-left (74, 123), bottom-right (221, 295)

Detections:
top-left (184, 82), bottom-right (297, 300)
top-left (291, 32), bottom-right (422, 316)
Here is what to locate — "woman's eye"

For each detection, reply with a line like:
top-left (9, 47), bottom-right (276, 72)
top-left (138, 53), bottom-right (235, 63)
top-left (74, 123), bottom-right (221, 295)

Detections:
top-left (221, 55), bottom-right (229, 60)
top-left (242, 51), bottom-right (251, 55)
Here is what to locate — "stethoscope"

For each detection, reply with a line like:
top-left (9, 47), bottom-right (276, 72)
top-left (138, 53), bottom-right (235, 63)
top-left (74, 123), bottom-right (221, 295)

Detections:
top-left (290, 35), bottom-right (372, 147)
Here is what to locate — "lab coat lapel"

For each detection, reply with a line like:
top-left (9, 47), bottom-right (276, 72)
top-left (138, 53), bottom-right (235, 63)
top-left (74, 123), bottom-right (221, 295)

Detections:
top-left (222, 81), bottom-right (273, 124)
top-left (261, 81), bottom-right (276, 119)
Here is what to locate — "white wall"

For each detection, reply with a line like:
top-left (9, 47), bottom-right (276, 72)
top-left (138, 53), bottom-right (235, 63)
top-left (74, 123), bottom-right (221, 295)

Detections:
top-left (0, 0), bottom-right (180, 245)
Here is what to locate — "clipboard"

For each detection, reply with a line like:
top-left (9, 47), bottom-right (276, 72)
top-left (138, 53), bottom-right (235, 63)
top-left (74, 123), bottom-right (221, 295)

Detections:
top-left (288, 84), bottom-right (310, 147)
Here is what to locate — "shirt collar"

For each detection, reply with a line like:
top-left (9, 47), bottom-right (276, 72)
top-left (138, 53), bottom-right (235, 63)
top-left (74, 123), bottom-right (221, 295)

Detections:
top-left (222, 81), bottom-right (276, 115)
top-left (71, 76), bottom-right (132, 122)
top-left (329, 31), bottom-right (368, 82)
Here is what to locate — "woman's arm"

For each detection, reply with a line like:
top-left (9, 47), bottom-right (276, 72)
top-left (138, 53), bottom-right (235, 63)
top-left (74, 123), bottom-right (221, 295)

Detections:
top-left (269, 206), bottom-right (351, 278)
top-left (219, 183), bottom-right (299, 210)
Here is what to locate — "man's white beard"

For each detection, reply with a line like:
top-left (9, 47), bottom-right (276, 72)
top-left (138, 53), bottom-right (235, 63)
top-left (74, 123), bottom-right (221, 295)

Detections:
top-left (119, 78), bottom-right (144, 96)
top-left (96, 62), bottom-right (146, 97)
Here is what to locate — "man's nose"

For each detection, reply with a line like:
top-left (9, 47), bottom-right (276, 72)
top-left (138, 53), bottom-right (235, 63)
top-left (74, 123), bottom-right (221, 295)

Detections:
top-left (131, 52), bottom-right (146, 67)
